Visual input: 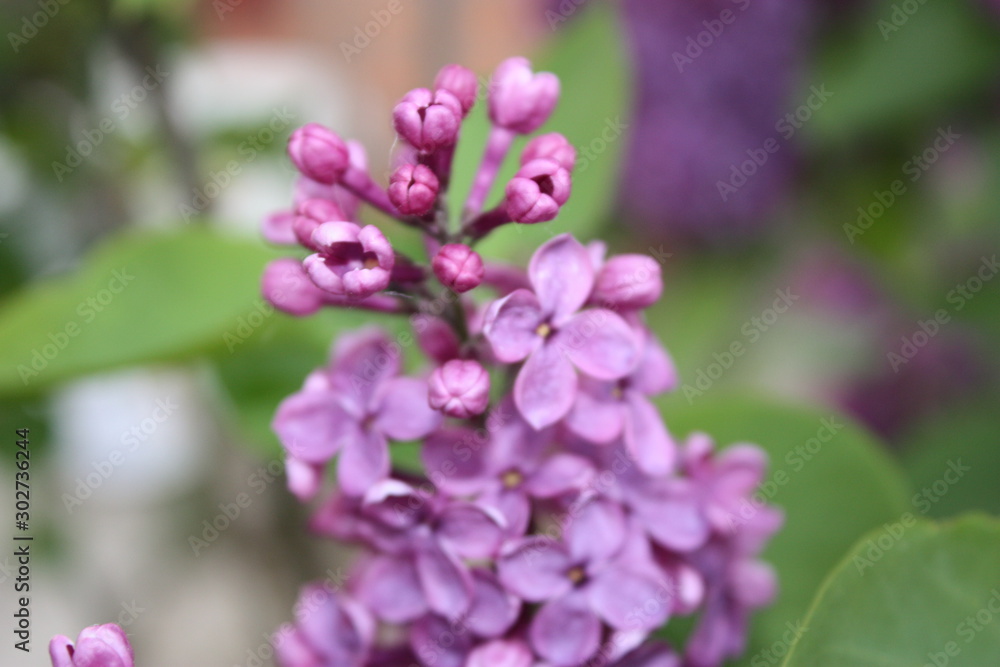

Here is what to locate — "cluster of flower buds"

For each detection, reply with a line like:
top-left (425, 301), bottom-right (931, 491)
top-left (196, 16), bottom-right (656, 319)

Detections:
top-left (258, 57), bottom-right (782, 667)
top-left (47, 57), bottom-right (780, 667)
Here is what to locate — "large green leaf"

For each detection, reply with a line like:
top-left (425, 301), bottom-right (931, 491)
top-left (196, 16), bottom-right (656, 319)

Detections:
top-left (804, 0), bottom-right (1000, 147)
top-left (0, 228), bottom-right (279, 397)
top-left (659, 395), bottom-right (910, 665)
top-left (901, 400), bottom-right (1000, 519)
top-left (448, 3), bottom-right (630, 260)
top-left (781, 514), bottom-right (1000, 667)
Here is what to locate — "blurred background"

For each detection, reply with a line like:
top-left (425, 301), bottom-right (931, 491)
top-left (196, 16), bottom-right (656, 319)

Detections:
top-left (1, 0), bottom-right (998, 664)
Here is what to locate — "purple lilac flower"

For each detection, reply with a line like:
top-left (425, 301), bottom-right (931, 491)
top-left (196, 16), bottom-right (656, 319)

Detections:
top-left (49, 624), bottom-right (134, 667)
top-left (422, 406), bottom-right (596, 536)
top-left (484, 233), bottom-right (640, 429)
top-left (274, 584), bottom-right (374, 667)
top-left (250, 57), bottom-right (781, 667)
top-left (272, 329), bottom-right (440, 497)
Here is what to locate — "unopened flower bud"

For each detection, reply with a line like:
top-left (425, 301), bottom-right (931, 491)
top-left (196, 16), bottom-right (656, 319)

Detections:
top-left (522, 132), bottom-right (576, 172)
top-left (388, 164), bottom-right (439, 216)
top-left (434, 64), bottom-right (479, 115)
top-left (592, 254), bottom-right (663, 309)
top-left (262, 258), bottom-right (328, 316)
top-left (288, 123), bottom-right (350, 185)
top-left (488, 57), bottom-right (560, 134)
top-left (293, 198), bottom-right (347, 249)
top-left (304, 222), bottom-right (394, 298)
top-left (504, 158), bottom-right (571, 224)
top-left (49, 624), bottom-right (134, 667)
top-left (433, 243), bottom-right (485, 293)
top-left (393, 88), bottom-right (463, 152)
top-left (428, 359), bottom-right (490, 418)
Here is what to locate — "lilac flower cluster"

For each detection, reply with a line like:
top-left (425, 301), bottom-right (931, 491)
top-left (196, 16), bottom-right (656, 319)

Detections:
top-left (260, 58), bottom-right (782, 667)
top-left (46, 58), bottom-right (781, 667)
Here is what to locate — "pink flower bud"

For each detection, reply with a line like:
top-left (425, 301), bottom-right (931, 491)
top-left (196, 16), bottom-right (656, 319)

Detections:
top-left (49, 624), bottom-right (134, 667)
top-left (592, 254), bottom-right (663, 309)
top-left (261, 210), bottom-right (296, 245)
top-left (428, 359), bottom-right (490, 418)
top-left (292, 198), bottom-right (347, 249)
top-left (287, 123), bottom-right (350, 185)
top-left (303, 222), bottom-right (394, 298)
top-left (488, 57), bottom-right (560, 134)
top-left (262, 258), bottom-right (328, 316)
top-left (393, 88), bottom-right (463, 152)
top-left (522, 132), bottom-right (576, 172)
top-left (433, 243), bottom-right (485, 293)
top-left (434, 64), bottom-right (479, 115)
top-left (388, 164), bottom-right (440, 216)
top-left (504, 158), bottom-right (571, 224)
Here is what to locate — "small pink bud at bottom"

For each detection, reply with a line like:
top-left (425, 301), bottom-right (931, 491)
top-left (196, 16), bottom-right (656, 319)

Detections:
top-left (288, 123), bottom-right (350, 185)
top-left (433, 243), bottom-right (485, 293)
top-left (428, 359), bottom-right (490, 418)
top-left (388, 164), bottom-right (440, 216)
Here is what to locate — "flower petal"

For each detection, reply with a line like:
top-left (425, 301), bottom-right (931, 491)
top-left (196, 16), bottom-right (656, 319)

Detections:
top-left (354, 555), bottom-right (428, 623)
top-left (272, 390), bottom-right (352, 464)
top-left (566, 497), bottom-right (627, 565)
top-left (48, 636), bottom-right (76, 667)
top-left (375, 377), bottom-right (442, 440)
top-left (559, 309), bottom-right (640, 380)
top-left (514, 343), bottom-right (577, 430)
top-left (587, 567), bottom-right (670, 630)
top-left (76, 625), bottom-right (133, 666)
top-left (337, 428), bottom-right (390, 496)
top-left (329, 327), bottom-right (400, 415)
top-left (564, 381), bottom-right (626, 444)
top-left (623, 392), bottom-right (676, 477)
top-left (525, 453), bottom-right (596, 498)
top-left (529, 234), bottom-right (594, 323)
top-left (468, 639), bottom-right (534, 667)
top-left (496, 536), bottom-right (573, 602)
top-left (633, 478), bottom-right (709, 553)
top-left (529, 592), bottom-right (602, 667)
top-left (421, 428), bottom-right (491, 497)
top-left (465, 570), bottom-right (522, 638)
top-left (436, 502), bottom-right (505, 560)
top-left (630, 330), bottom-right (678, 395)
top-left (416, 539), bottom-right (474, 619)
top-left (483, 289), bottom-right (545, 363)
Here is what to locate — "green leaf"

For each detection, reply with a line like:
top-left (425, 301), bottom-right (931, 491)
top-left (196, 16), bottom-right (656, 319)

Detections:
top-left (448, 3), bottom-right (630, 260)
top-left (804, 0), bottom-right (1000, 146)
top-left (658, 395), bottom-right (910, 665)
top-left (781, 514), bottom-right (1000, 667)
top-left (901, 400), bottom-right (1000, 519)
top-left (0, 228), bottom-right (279, 397)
